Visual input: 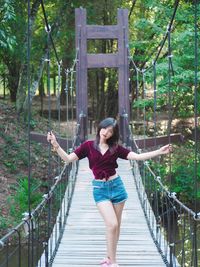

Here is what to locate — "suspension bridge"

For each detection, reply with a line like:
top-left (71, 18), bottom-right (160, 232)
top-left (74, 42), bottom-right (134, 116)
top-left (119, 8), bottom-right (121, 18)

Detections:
top-left (0, 1), bottom-right (199, 267)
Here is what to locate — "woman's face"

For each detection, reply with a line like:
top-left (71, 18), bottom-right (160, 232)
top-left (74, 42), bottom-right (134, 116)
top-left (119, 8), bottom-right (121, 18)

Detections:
top-left (99, 126), bottom-right (114, 141)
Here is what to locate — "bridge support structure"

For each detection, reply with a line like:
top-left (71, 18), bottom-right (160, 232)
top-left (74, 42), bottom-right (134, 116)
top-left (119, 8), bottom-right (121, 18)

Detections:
top-left (75, 8), bottom-right (130, 143)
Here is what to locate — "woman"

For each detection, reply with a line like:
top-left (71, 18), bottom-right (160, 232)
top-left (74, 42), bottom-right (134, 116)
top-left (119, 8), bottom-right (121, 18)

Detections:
top-left (47, 117), bottom-right (172, 267)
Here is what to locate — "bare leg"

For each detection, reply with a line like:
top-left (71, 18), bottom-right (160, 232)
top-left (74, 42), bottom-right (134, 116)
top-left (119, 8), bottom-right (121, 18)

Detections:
top-left (113, 201), bottom-right (126, 242)
top-left (97, 201), bottom-right (126, 264)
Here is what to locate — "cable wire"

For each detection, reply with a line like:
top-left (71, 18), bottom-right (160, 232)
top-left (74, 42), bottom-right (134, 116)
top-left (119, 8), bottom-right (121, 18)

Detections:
top-left (40, 0), bottom-right (60, 64)
top-left (27, 0), bottom-right (31, 266)
top-left (129, 0), bottom-right (180, 74)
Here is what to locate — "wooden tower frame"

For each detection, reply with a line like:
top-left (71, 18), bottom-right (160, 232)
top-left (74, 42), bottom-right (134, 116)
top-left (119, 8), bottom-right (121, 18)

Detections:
top-left (75, 8), bottom-right (130, 142)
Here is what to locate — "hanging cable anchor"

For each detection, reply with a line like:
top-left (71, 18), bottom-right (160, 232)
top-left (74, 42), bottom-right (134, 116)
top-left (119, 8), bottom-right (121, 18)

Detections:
top-left (193, 212), bottom-right (200, 221)
top-left (42, 193), bottom-right (49, 200)
top-left (169, 192), bottom-right (177, 199)
top-left (0, 240), bottom-right (4, 249)
top-left (45, 24), bottom-right (51, 33)
top-left (156, 176), bottom-right (161, 181)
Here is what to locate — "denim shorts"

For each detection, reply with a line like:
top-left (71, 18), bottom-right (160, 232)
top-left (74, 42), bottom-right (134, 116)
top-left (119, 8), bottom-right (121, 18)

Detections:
top-left (92, 176), bottom-right (128, 204)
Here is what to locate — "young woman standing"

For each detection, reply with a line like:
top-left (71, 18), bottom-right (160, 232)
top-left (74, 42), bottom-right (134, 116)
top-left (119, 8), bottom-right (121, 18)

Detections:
top-left (47, 117), bottom-right (172, 267)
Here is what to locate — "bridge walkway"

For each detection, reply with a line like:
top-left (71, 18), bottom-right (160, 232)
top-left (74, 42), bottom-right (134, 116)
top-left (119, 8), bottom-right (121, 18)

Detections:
top-left (51, 158), bottom-right (166, 267)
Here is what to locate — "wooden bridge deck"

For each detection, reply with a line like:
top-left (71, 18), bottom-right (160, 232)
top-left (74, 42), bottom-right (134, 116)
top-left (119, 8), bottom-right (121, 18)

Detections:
top-left (51, 158), bottom-right (166, 267)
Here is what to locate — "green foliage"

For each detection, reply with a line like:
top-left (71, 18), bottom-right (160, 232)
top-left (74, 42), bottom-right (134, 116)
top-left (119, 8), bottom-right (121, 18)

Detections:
top-left (170, 144), bottom-right (200, 202)
top-left (3, 160), bottom-right (17, 172)
top-left (0, 216), bottom-right (8, 230)
top-left (130, 0), bottom-right (199, 121)
top-left (8, 177), bottom-right (42, 219)
top-left (0, 128), bottom-right (29, 173)
top-left (150, 142), bottom-right (200, 204)
top-left (0, 0), bottom-right (16, 50)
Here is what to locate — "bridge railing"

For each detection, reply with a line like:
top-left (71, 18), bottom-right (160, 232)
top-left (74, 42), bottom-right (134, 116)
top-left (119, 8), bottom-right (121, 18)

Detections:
top-left (126, 120), bottom-right (200, 267)
top-left (0, 117), bottom-right (85, 267)
top-left (0, 164), bottom-right (77, 267)
top-left (133, 160), bottom-right (200, 267)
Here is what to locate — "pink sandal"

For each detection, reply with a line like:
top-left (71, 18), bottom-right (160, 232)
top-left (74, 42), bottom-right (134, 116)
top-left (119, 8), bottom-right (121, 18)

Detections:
top-left (100, 257), bottom-right (111, 267)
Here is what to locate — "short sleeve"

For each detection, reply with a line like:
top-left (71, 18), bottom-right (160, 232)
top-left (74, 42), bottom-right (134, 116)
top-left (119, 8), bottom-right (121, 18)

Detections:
top-left (117, 145), bottom-right (131, 160)
top-left (73, 141), bottom-right (89, 160)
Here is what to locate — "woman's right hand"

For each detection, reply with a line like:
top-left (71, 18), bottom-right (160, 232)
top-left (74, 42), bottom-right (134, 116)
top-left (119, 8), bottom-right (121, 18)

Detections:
top-left (47, 131), bottom-right (60, 150)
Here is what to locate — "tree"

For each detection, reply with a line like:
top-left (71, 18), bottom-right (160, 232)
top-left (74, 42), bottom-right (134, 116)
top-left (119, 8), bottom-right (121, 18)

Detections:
top-left (16, 0), bottom-right (41, 114)
top-left (0, 0), bottom-right (19, 101)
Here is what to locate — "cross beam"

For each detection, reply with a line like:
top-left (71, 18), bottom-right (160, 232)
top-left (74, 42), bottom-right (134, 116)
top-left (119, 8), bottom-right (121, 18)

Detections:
top-left (30, 132), bottom-right (73, 150)
top-left (133, 133), bottom-right (184, 149)
top-left (30, 132), bottom-right (183, 150)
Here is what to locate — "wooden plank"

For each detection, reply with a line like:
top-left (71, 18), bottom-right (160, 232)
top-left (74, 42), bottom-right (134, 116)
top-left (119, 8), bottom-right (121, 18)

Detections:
top-left (30, 131), bottom-right (73, 149)
top-left (134, 133), bottom-right (183, 149)
top-left (86, 25), bottom-right (118, 39)
top-left (87, 53), bottom-right (118, 68)
top-left (38, 159), bottom-right (167, 267)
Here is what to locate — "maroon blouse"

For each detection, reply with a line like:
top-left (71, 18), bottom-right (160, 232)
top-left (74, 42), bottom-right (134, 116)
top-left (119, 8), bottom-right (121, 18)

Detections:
top-left (74, 140), bottom-right (130, 180)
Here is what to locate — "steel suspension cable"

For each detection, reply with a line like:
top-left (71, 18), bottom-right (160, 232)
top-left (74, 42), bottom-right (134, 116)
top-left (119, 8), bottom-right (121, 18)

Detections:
top-left (44, 22), bottom-right (52, 266)
top-left (167, 29), bottom-right (173, 192)
top-left (152, 63), bottom-right (160, 234)
top-left (56, 63), bottom-right (61, 173)
top-left (194, 0), bottom-right (199, 220)
top-left (129, 0), bottom-right (180, 74)
top-left (27, 0), bottom-right (32, 266)
top-left (152, 0), bottom-right (179, 70)
top-left (40, 0), bottom-right (60, 64)
top-left (70, 69), bottom-right (75, 142)
top-left (65, 69), bottom-right (69, 151)
top-left (167, 27), bottom-right (178, 267)
top-left (193, 1), bottom-right (199, 265)
top-left (153, 63), bottom-right (157, 147)
top-left (141, 71), bottom-right (147, 206)
top-left (136, 68), bottom-right (139, 120)
top-left (54, 62), bottom-right (62, 258)
top-left (27, 0), bottom-right (31, 226)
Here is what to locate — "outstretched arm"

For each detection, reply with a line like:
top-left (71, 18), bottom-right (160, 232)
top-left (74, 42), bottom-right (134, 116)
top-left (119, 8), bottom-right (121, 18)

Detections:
top-left (127, 144), bottom-right (172, 161)
top-left (47, 131), bottom-right (78, 163)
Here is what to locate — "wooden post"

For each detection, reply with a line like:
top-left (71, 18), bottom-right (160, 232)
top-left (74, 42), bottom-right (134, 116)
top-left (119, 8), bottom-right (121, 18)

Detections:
top-left (75, 8), bottom-right (130, 143)
top-left (118, 9), bottom-right (130, 119)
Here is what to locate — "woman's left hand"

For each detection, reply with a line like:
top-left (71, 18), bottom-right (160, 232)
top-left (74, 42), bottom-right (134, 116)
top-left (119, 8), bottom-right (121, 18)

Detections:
top-left (159, 144), bottom-right (173, 155)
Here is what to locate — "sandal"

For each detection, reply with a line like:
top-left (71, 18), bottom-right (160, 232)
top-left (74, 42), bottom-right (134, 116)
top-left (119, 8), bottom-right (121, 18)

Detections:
top-left (100, 257), bottom-right (111, 267)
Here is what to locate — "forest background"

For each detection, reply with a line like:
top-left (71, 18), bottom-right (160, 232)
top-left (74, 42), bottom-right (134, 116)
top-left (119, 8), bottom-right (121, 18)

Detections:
top-left (0, 0), bottom-right (199, 233)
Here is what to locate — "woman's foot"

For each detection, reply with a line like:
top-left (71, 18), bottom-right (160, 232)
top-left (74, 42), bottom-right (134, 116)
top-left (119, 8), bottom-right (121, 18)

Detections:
top-left (100, 257), bottom-right (120, 267)
top-left (100, 257), bottom-right (111, 267)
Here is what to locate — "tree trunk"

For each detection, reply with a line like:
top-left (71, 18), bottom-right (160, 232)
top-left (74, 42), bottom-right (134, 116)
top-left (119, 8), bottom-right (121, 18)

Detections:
top-left (16, 0), bottom-right (41, 114)
top-left (97, 69), bottom-right (106, 121)
top-left (106, 70), bottom-right (118, 118)
top-left (6, 61), bottom-right (20, 102)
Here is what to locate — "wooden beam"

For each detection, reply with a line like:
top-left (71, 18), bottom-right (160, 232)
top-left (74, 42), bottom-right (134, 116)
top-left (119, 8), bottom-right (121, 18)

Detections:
top-left (134, 133), bottom-right (184, 149)
top-left (86, 25), bottom-right (118, 39)
top-left (30, 132), bottom-right (73, 150)
top-left (87, 53), bottom-right (118, 68)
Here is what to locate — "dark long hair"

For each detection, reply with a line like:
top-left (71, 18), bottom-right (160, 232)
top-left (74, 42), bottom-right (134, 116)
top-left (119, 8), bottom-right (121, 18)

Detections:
top-left (94, 117), bottom-right (119, 150)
